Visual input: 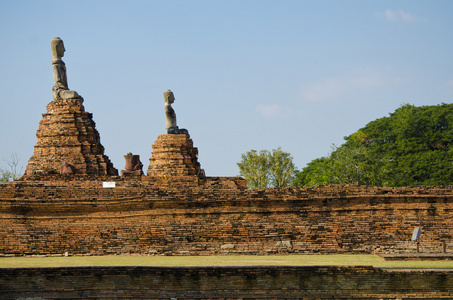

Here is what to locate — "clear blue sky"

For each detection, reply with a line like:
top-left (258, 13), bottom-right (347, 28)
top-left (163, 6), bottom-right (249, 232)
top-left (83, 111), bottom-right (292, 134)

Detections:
top-left (1, 0), bottom-right (453, 176)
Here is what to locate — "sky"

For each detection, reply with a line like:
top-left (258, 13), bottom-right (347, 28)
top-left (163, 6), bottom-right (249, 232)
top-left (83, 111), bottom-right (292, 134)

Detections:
top-left (1, 0), bottom-right (453, 177)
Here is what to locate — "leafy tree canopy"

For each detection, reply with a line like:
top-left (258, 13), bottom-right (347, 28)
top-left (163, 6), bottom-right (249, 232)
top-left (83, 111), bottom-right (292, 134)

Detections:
top-left (238, 147), bottom-right (297, 189)
top-left (294, 103), bottom-right (453, 187)
top-left (0, 169), bottom-right (14, 184)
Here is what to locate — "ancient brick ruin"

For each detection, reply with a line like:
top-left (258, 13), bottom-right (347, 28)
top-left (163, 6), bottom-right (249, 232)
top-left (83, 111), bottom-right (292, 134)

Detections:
top-left (2, 175), bottom-right (453, 298)
top-left (4, 37), bottom-right (453, 299)
top-left (147, 134), bottom-right (203, 177)
top-left (3, 266), bottom-right (453, 299)
top-left (25, 98), bottom-right (117, 176)
top-left (4, 68), bottom-right (451, 259)
top-left (1, 180), bottom-right (453, 256)
top-left (5, 88), bottom-right (453, 256)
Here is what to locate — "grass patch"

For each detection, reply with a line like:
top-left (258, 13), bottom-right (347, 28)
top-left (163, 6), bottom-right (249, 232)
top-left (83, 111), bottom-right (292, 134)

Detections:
top-left (1, 255), bottom-right (453, 269)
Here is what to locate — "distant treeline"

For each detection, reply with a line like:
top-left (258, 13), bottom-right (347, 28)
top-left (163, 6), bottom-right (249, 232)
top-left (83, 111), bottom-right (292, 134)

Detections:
top-left (294, 103), bottom-right (453, 187)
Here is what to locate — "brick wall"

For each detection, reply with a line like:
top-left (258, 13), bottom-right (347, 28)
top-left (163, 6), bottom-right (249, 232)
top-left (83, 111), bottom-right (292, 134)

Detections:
top-left (1, 266), bottom-right (452, 299)
top-left (1, 178), bottom-right (453, 255)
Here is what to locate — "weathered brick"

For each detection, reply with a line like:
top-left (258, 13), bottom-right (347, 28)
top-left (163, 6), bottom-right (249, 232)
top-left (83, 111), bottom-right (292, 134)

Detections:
top-left (1, 266), bottom-right (452, 299)
top-left (1, 181), bottom-right (453, 256)
top-left (25, 98), bottom-right (117, 176)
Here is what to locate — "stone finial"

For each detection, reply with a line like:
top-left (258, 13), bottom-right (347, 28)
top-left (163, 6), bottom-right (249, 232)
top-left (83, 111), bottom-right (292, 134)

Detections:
top-left (121, 153), bottom-right (143, 176)
top-left (164, 89), bottom-right (189, 136)
top-left (51, 37), bottom-right (81, 101)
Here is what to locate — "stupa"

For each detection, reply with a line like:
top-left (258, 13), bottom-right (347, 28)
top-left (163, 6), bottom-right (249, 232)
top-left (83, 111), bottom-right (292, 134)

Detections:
top-left (147, 90), bottom-right (204, 177)
top-left (25, 37), bottom-right (117, 176)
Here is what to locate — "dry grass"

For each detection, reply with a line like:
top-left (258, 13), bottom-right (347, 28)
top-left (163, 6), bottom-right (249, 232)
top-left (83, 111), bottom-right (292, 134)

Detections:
top-left (1, 254), bottom-right (453, 269)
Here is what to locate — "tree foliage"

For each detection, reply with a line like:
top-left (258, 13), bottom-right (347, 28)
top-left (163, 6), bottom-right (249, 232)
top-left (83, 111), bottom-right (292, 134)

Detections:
top-left (237, 150), bottom-right (270, 189)
top-left (268, 148), bottom-right (297, 188)
top-left (0, 169), bottom-right (14, 184)
top-left (238, 147), bottom-right (296, 189)
top-left (294, 103), bottom-right (453, 187)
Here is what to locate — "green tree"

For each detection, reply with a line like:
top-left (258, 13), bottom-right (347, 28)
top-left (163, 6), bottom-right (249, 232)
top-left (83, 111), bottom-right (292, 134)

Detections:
top-left (0, 169), bottom-right (13, 184)
top-left (292, 157), bottom-right (329, 186)
top-left (237, 150), bottom-right (270, 189)
top-left (268, 147), bottom-right (297, 188)
top-left (294, 103), bottom-right (453, 187)
top-left (238, 147), bottom-right (296, 189)
top-left (293, 141), bottom-right (386, 186)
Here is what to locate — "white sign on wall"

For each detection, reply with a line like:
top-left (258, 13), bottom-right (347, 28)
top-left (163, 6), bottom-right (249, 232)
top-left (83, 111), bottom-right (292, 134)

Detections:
top-left (411, 227), bottom-right (422, 241)
top-left (102, 182), bottom-right (116, 188)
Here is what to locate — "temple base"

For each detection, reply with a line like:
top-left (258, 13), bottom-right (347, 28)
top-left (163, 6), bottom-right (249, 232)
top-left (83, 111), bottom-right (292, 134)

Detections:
top-left (147, 134), bottom-right (203, 177)
top-left (25, 98), bottom-right (118, 176)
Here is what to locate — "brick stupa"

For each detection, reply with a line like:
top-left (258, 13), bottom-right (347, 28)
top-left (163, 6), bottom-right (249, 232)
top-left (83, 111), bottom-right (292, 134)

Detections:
top-left (147, 134), bottom-right (202, 177)
top-left (25, 98), bottom-right (118, 176)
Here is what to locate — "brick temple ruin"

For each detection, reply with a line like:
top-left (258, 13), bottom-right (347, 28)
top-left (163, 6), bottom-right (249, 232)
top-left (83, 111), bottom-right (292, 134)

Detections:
top-left (1, 37), bottom-right (453, 257)
top-left (2, 37), bottom-right (453, 299)
top-left (24, 97), bottom-right (117, 176)
top-left (23, 95), bottom-right (203, 179)
top-left (2, 87), bottom-right (453, 256)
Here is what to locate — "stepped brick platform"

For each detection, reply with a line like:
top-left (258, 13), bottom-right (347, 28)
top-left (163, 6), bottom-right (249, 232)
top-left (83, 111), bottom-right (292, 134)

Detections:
top-left (379, 253), bottom-right (453, 261)
top-left (2, 266), bottom-right (453, 299)
top-left (147, 134), bottom-right (202, 177)
top-left (25, 98), bottom-right (117, 176)
top-left (1, 182), bottom-right (453, 256)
